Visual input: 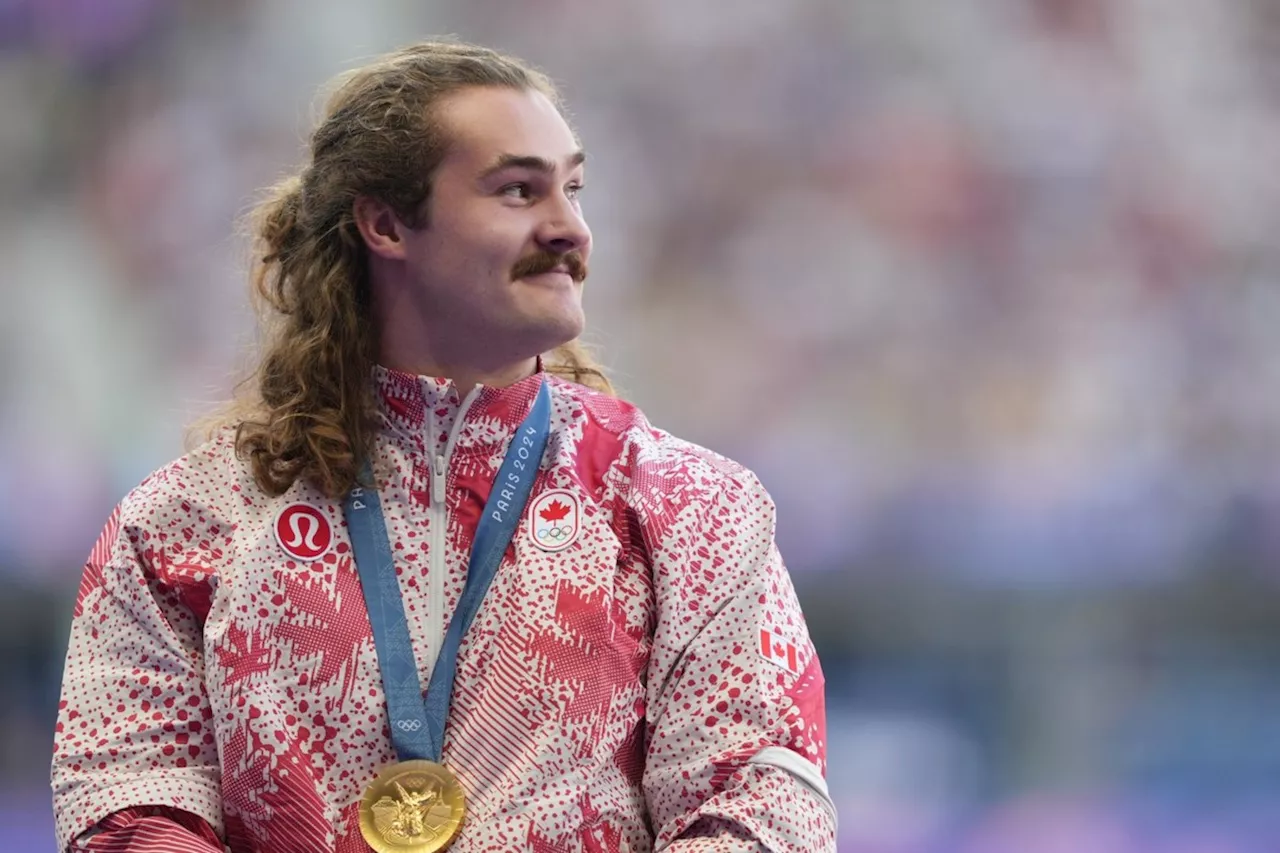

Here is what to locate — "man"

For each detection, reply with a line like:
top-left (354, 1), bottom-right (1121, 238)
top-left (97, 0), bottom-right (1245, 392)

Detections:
top-left (52, 41), bottom-right (835, 852)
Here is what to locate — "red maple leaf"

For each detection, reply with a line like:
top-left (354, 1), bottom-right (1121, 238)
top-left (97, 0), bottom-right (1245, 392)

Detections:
top-left (216, 623), bottom-right (273, 687)
top-left (539, 499), bottom-right (571, 522)
top-left (276, 556), bottom-right (369, 706)
top-left (220, 724), bottom-right (330, 851)
top-left (526, 583), bottom-right (646, 761)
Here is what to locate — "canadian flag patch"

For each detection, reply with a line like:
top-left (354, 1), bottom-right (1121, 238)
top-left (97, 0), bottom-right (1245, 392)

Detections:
top-left (759, 628), bottom-right (800, 675)
top-left (528, 489), bottom-right (580, 552)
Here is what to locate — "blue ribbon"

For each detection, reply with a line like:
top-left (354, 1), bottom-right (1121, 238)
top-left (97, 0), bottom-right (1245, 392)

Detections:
top-left (344, 379), bottom-right (551, 761)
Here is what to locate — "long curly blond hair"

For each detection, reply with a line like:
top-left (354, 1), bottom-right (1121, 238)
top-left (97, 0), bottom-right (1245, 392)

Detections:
top-left (213, 41), bottom-right (613, 500)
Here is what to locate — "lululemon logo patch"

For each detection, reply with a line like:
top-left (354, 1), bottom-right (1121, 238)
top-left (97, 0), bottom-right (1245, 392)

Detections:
top-left (529, 490), bottom-right (580, 552)
top-left (274, 503), bottom-right (334, 561)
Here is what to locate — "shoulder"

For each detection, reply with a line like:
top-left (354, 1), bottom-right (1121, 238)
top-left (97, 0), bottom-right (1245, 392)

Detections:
top-left (547, 376), bottom-right (772, 518)
top-left (546, 374), bottom-right (647, 439)
top-left (113, 426), bottom-right (265, 542)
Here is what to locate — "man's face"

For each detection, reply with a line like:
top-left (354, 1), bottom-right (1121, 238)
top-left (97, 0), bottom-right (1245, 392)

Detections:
top-left (395, 86), bottom-right (591, 368)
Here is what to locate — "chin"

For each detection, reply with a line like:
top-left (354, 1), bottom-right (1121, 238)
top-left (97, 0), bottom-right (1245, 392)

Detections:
top-left (523, 310), bottom-right (585, 355)
top-left (548, 312), bottom-right (587, 348)
top-left (505, 287), bottom-right (585, 347)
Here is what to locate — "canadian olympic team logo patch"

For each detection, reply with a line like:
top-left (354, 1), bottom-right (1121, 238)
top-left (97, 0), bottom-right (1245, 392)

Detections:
top-left (529, 490), bottom-right (580, 552)
top-left (274, 503), bottom-right (334, 561)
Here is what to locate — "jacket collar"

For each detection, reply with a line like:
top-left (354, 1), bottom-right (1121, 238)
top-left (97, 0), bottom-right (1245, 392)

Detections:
top-left (372, 362), bottom-right (547, 457)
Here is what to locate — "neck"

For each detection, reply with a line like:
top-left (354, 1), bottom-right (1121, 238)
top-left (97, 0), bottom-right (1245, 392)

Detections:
top-left (378, 351), bottom-right (538, 397)
top-left (372, 275), bottom-right (539, 396)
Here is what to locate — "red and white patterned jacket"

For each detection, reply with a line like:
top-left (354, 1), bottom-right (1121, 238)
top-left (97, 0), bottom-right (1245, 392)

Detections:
top-left (52, 368), bottom-right (835, 852)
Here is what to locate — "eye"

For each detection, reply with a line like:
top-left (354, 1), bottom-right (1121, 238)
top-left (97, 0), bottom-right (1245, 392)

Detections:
top-left (500, 182), bottom-right (532, 200)
top-left (565, 182), bottom-right (585, 201)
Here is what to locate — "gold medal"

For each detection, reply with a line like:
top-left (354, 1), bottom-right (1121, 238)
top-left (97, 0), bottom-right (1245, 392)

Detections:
top-left (359, 760), bottom-right (466, 853)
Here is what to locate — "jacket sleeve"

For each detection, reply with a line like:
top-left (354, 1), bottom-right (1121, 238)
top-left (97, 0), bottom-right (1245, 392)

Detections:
top-left (68, 806), bottom-right (225, 852)
top-left (639, 461), bottom-right (837, 852)
top-left (52, 496), bottom-right (226, 852)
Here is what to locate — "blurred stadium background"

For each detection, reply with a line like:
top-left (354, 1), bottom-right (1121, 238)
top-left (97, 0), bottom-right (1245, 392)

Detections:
top-left (4, 0), bottom-right (1280, 850)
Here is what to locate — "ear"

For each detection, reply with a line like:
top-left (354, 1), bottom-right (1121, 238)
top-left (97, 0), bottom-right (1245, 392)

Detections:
top-left (353, 195), bottom-right (410, 261)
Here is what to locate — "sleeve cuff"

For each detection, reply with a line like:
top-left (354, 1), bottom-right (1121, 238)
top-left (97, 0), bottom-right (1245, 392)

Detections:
top-left (55, 773), bottom-right (224, 853)
top-left (747, 746), bottom-right (836, 822)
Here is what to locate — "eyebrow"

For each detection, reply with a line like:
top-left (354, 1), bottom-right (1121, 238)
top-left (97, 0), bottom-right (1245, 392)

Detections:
top-left (478, 150), bottom-right (586, 181)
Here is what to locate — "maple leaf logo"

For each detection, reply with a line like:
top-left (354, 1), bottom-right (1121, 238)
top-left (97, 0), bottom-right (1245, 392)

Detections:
top-left (539, 500), bottom-right (571, 523)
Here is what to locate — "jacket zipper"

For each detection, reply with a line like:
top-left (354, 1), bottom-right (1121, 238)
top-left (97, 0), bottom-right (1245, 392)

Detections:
top-left (425, 387), bottom-right (481, 680)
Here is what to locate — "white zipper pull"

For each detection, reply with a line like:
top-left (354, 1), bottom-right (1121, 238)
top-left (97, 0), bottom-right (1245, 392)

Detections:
top-left (431, 453), bottom-right (447, 507)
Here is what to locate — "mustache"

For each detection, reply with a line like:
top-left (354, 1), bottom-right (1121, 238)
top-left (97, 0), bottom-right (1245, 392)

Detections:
top-left (510, 250), bottom-right (588, 283)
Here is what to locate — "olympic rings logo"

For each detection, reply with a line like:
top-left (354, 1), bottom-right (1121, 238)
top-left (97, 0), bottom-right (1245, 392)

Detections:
top-left (535, 524), bottom-right (574, 543)
top-left (529, 491), bottom-right (580, 552)
top-left (395, 719), bottom-right (423, 732)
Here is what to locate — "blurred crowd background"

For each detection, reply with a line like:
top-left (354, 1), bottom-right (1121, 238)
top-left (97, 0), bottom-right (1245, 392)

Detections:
top-left (3, 0), bottom-right (1280, 850)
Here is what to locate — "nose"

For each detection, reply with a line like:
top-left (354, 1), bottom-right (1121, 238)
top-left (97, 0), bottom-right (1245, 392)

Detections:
top-left (535, 193), bottom-right (591, 256)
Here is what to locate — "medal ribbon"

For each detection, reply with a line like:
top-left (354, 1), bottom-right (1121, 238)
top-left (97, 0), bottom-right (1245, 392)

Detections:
top-left (345, 379), bottom-right (551, 762)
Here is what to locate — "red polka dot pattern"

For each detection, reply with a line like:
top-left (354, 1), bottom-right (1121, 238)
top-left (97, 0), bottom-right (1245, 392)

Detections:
top-left (52, 368), bottom-right (834, 852)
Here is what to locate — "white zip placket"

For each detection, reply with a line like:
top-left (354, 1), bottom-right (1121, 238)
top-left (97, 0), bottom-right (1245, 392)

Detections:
top-left (423, 385), bottom-right (482, 680)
